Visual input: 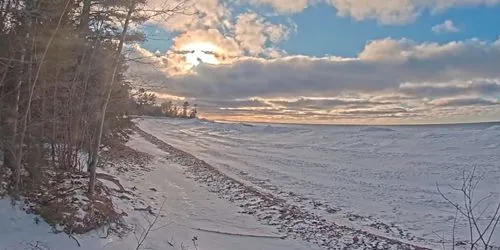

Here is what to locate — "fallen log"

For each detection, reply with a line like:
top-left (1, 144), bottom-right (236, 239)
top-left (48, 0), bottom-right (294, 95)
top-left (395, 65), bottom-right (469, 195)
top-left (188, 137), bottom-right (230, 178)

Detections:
top-left (81, 172), bottom-right (128, 193)
top-left (193, 227), bottom-right (286, 240)
top-left (134, 205), bottom-right (156, 215)
top-left (96, 173), bottom-right (127, 193)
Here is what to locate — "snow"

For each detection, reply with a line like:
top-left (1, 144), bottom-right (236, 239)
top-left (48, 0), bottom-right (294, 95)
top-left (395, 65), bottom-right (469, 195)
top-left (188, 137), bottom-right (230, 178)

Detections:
top-left (0, 199), bottom-right (104, 250)
top-left (0, 131), bottom-right (317, 250)
top-left (135, 118), bottom-right (500, 248)
top-left (101, 133), bottom-right (317, 250)
top-left (2, 118), bottom-right (499, 249)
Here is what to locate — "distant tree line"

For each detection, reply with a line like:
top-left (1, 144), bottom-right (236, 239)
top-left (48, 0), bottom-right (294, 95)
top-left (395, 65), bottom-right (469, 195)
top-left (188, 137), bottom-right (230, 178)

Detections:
top-left (132, 88), bottom-right (198, 119)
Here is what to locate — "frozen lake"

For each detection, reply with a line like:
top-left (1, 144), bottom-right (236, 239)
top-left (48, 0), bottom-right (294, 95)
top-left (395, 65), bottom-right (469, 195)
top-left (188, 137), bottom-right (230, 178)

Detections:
top-left (138, 118), bottom-right (500, 247)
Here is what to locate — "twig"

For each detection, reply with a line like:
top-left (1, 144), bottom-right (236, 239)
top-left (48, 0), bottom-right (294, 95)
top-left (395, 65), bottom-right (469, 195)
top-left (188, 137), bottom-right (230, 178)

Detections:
top-left (452, 210), bottom-right (458, 250)
top-left (192, 236), bottom-right (198, 250)
top-left (69, 234), bottom-right (81, 247)
top-left (27, 241), bottom-right (45, 250)
top-left (134, 199), bottom-right (167, 250)
top-left (437, 166), bottom-right (500, 249)
top-left (167, 236), bottom-right (174, 247)
top-left (134, 205), bottom-right (155, 215)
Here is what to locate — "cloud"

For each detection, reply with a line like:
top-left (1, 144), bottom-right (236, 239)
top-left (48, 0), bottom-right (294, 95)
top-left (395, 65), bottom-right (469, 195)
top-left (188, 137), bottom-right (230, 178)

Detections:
top-left (432, 20), bottom-right (460, 33)
top-left (400, 79), bottom-right (500, 97)
top-left (337, 107), bottom-right (412, 117)
top-left (147, 0), bottom-right (232, 32)
top-left (125, 44), bottom-right (170, 81)
top-left (237, 0), bottom-right (312, 13)
top-left (429, 97), bottom-right (500, 107)
top-left (234, 12), bottom-right (291, 55)
top-left (196, 98), bottom-right (273, 108)
top-left (130, 37), bottom-right (500, 122)
top-left (133, 0), bottom-right (500, 123)
top-left (139, 22), bottom-right (290, 75)
top-left (358, 38), bottom-right (415, 61)
top-left (269, 97), bottom-right (395, 110)
top-left (144, 0), bottom-right (297, 75)
top-left (146, 0), bottom-right (500, 36)
top-left (161, 38), bottom-right (500, 100)
top-left (326, 0), bottom-right (500, 25)
top-left (328, 0), bottom-right (420, 25)
top-left (171, 28), bottom-right (242, 57)
top-left (234, 0), bottom-right (499, 25)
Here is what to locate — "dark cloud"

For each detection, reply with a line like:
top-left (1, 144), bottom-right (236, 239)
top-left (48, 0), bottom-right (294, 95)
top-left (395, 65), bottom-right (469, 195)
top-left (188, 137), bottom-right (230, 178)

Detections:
top-left (130, 38), bottom-right (500, 122)
top-left (400, 80), bottom-right (500, 97)
top-left (163, 39), bottom-right (500, 100)
top-left (338, 108), bottom-right (410, 115)
top-left (269, 98), bottom-right (395, 110)
top-left (196, 98), bottom-right (272, 108)
top-left (430, 97), bottom-right (500, 107)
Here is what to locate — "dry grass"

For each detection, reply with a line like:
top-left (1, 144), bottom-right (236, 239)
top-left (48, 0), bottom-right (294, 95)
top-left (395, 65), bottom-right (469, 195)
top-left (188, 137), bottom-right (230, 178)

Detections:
top-left (23, 172), bottom-right (121, 234)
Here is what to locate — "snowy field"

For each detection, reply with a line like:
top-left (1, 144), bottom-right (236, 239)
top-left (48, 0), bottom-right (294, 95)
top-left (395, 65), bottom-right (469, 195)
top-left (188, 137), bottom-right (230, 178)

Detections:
top-left (137, 118), bottom-right (500, 247)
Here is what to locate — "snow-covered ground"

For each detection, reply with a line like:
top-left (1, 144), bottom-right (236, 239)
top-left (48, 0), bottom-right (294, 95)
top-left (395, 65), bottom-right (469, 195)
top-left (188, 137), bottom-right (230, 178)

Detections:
top-left (0, 130), bottom-right (317, 250)
top-left (136, 117), bottom-right (500, 248)
top-left (2, 118), bottom-right (499, 249)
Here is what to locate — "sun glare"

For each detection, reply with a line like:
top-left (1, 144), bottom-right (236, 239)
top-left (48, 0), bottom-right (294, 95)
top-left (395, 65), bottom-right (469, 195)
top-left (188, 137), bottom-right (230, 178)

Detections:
top-left (180, 42), bottom-right (221, 67)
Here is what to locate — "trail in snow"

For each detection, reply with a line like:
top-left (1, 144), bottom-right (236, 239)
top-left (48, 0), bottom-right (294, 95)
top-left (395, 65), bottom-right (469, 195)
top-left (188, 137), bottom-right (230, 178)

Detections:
top-left (135, 123), bottom-right (432, 249)
top-left (2, 118), bottom-right (499, 249)
top-left (136, 117), bottom-right (500, 248)
top-left (0, 130), bottom-right (316, 250)
top-left (104, 132), bottom-right (316, 250)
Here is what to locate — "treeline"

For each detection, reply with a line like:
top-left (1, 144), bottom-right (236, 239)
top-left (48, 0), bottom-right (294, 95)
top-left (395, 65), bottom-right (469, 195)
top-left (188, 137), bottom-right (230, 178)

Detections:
top-left (132, 88), bottom-right (198, 118)
top-left (0, 0), bottom-right (185, 202)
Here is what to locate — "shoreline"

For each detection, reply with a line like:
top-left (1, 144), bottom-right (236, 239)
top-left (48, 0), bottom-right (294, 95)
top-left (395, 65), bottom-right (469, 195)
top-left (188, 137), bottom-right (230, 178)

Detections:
top-left (0, 121), bottom-right (447, 249)
top-left (134, 126), bottom-right (433, 250)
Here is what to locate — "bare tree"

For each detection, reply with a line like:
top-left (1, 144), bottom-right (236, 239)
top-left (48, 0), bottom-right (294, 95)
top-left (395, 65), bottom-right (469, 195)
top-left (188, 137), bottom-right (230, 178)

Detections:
top-left (88, 0), bottom-right (137, 195)
top-left (88, 0), bottom-right (192, 195)
top-left (437, 166), bottom-right (500, 249)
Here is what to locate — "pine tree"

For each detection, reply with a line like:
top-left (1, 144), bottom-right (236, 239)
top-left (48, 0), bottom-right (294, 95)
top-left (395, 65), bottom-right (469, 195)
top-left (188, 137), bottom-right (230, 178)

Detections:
top-left (182, 101), bottom-right (190, 118)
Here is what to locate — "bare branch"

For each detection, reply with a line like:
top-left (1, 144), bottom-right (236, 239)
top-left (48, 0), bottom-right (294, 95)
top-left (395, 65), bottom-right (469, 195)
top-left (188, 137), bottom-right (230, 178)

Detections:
top-left (437, 166), bottom-right (500, 249)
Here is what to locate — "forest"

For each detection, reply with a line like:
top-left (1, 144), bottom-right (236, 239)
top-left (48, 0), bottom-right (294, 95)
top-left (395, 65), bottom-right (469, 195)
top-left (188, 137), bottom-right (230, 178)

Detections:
top-left (0, 0), bottom-right (192, 234)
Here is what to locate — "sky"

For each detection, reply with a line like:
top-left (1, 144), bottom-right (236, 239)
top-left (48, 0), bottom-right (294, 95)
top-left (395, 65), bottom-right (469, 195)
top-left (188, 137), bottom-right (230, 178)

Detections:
top-left (128, 0), bottom-right (500, 124)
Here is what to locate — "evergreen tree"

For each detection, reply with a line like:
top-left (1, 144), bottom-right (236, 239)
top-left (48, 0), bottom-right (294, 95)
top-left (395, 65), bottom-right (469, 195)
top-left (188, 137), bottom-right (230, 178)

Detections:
top-left (182, 101), bottom-right (189, 118)
top-left (0, 0), bottom-right (188, 198)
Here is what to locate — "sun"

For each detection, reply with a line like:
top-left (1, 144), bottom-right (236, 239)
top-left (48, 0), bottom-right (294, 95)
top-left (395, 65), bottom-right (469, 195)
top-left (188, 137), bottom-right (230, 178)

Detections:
top-left (180, 42), bottom-right (221, 67)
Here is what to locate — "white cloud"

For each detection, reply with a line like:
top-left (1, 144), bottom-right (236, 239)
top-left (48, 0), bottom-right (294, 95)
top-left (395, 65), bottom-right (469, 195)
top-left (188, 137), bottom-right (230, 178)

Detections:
top-left (145, 0), bottom-right (296, 71)
top-left (130, 37), bottom-right (500, 122)
top-left (134, 0), bottom-right (500, 122)
top-left (326, 0), bottom-right (500, 25)
top-left (400, 79), bottom-right (500, 97)
top-left (429, 96), bottom-right (499, 107)
top-left (164, 37), bottom-right (500, 98)
top-left (358, 38), bottom-right (415, 61)
top-left (432, 20), bottom-right (460, 33)
top-left (328, 0), bottom-right (419, 25)
top-left (234, 0), bottom-right (499, 25)
top-left (234, 13), bottom-right (291, 55)
top-left (236, 0), bottom-right (312, 13)
top-left (147, 0), bottom-right (232, 32)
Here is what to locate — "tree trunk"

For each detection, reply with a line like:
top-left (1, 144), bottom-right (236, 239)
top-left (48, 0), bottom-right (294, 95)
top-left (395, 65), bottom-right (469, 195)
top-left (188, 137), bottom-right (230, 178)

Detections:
top-left (11, 24), bottom-right (29, 198)
top-left (88, 2), bottom-right (135, 195)
top-left (0, 59), bottom-right (11, 172)
top-left (79, 0), bottom-right (92, 34)
top-left (15, 0), bottom-right (71, 197)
